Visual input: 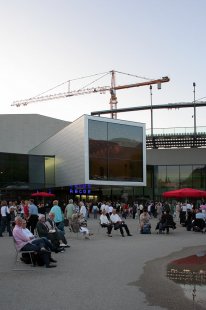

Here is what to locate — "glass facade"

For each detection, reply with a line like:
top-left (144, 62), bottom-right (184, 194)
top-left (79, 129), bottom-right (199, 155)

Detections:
top-left (69, 164), bottom-right (206, 202)
top-left (0, 153), bottom-right (55, 191)
top-left (88, 119), bottom-right (144, 182)
top-left (151, 164), bottom-right (206, 200)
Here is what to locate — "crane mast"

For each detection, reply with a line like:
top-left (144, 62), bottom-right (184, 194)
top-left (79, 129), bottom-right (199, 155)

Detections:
top-left (12, 71), bottom-right (170, 118)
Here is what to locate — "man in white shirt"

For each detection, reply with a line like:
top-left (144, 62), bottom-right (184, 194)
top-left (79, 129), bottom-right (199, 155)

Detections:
top-left (0, 200), bottom-right (12, 237)
top-left (100, 209), bottom-right (113, 237)
top-left (110, 209), bottom-right (132, 237)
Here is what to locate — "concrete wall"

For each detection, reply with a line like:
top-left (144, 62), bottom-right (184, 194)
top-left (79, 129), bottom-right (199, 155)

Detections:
top-left (0, 114), bottom-right (69, 154)
top-left (147, 148), bottom-right (206, 165)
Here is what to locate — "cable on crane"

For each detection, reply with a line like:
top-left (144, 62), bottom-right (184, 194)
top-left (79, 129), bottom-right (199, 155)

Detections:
top-left (28, 71), bottom-right (110, 100)
top-left (77, 72), bottom-right (111, 91)
top-left (114, 70), bottom-right (154, 81)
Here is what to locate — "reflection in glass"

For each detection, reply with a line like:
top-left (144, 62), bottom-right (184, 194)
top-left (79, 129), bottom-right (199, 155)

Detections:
top-left (167, 253), bottom-right (206, 308)
top-left (180, 165), bottom-right (192, 188)
top-left (45, 156), bottom-right (55, 187)
top-left (192, 165), bottom-right (206, 189)
top-left (88, 120), bottom-right (144, 182)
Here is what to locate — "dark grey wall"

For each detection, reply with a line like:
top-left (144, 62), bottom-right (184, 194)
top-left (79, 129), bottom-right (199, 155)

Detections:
top-left (147, 148), bottom-right (206, 165)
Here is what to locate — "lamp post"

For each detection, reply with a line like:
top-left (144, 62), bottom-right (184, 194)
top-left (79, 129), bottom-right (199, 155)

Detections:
top-left (150, 85), bottom-right (153, 137)
top-left (193, 82), bottom-right (196, 135)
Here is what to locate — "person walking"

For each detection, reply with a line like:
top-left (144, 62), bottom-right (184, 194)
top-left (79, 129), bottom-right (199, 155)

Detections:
top-left (27, 199), bottom-right (39, 234)
top-left (50, 200), bottom-right (64, 232)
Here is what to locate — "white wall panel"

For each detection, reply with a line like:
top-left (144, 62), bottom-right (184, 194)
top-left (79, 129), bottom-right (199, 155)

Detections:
top-left (30, 115), bottom-right (86, 187)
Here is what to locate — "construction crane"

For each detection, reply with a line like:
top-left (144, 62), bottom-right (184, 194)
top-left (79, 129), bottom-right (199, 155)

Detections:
top-left (12, 70), bottom-right (170, 119)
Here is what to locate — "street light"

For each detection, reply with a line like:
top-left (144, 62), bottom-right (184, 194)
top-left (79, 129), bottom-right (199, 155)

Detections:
top-left (193, 82), bottom-right (196, 135)
top-left (150, 85), bottom-right (153, 136)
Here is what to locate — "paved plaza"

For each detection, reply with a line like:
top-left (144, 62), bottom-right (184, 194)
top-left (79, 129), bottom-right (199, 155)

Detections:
top-left (0, 216), bottom-right (206, 310)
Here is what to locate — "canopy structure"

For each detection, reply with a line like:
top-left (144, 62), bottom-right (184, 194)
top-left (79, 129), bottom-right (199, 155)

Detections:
top-left (162, 188), bottom-right (206, 199)
top-left (31, 191), bottom-right (55, 198)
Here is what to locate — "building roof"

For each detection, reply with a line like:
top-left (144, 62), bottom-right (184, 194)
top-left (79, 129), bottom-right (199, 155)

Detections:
top-left (0, 114), bottom-right (70, 154)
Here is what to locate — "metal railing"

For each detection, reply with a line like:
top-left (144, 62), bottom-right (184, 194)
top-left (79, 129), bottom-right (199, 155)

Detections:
top-left (146, 126), bottom-right (206, 136)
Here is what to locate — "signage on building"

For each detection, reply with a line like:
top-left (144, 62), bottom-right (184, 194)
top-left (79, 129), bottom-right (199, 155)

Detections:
top-left (69, 184), bottom-right (92, 195)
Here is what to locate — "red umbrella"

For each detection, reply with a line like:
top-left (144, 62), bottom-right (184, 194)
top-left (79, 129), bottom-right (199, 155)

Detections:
top-left (162, 188), bottom-right (206, 199)
top-left (31, 192), bottom-right (55, 197)
top-left (167, 253), bottom-right (206, 285)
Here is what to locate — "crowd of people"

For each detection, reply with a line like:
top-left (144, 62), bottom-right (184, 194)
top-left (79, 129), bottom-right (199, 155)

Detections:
top-left (1, 197), bottom-right (206, 268)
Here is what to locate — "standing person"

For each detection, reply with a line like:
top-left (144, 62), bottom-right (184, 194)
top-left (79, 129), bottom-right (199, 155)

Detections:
top-left (108, 203), bottom-right (113, 216)
top-left (132, 202), bottom-right (138, 219)
top-left (27, 199), bottom-right (39, 234)
top-left (18, 200), bottom-right (25, 218)
top-left (139, 203), bottom-right (144, 215)
top-left (92, 203), bottom-right (99, 219)
top-left (50, 200), bottom-right (64, 232)
top-left (0, 200), bottom-right (12, 237)
top-left (23, 200), bottom-right (29, 220)
top-left (38, 203), bottom-right (46, 216)
top-left (64, 199), bottom-right (75, 225)
top-left (73, 201), bottom-right (79, 214)
top-left (8, 201), bottom-right (17, 223)
top-left (79, 201), bottom-right (87, 219)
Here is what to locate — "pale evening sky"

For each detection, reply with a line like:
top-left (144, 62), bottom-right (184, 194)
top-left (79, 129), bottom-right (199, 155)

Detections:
top-left (0, 0), bottom-right (206, 132)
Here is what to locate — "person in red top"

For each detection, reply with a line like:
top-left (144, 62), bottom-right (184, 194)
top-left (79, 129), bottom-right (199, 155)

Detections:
top-left (23, 200), bottom-right (29, 220)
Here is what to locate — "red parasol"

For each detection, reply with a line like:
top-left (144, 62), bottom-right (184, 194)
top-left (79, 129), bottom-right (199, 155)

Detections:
top-left (162, 188), bottom-right (206, 199)
top-left (31, 191), bottom-right (55, 197)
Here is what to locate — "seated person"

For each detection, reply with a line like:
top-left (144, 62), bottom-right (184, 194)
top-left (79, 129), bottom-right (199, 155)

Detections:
top-left (192, 209), bottom-right (206, 231)
top-left (185, 209), bottom-right (196, 231)
top-left (156, 211), bottom-right (176, 234)
top-left (139, 209), bottom-right (151, 234)
top-left (110, 209), bottom-right (132, 237)
top-left (13, 216), bottom-right (56, 268)
top-left (71, 213), bottom-right (92, 239)
top-left (35, 215), bottom-right (64, 253)
top-left (100, 209), bottom-right (113, 237)
top-left (45, 213), bottom-right (70, 247)
top-left (195, 209), bottom-right (206, 220)
top-left (22, 219), bottom-right (54, 252)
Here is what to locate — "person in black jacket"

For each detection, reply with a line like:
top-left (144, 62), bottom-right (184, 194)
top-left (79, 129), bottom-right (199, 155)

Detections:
top-left (156, 210), bottom-right (176, 234)
top-left (36, 214), bottom-right (66, 252)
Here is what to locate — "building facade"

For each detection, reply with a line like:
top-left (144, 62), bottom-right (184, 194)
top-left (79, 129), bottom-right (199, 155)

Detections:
top-left (1, 113), bottom-right (206, 203)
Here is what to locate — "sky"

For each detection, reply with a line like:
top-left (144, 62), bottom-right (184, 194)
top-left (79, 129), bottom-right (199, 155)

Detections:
top-left (1, 0), bottom-right (206, 133)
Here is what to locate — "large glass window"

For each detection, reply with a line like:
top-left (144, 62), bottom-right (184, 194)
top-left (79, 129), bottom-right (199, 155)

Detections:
top-left (0, 153), bottom-right (55, 190)
top-left (146, 166), bottom-right (153, 188)
top-left (155, 166), bottom-right (166, 188)
top-left (88, 119), bottom-right (144, 182)
top-left (180, 165), bottom-right (192, 188)
top-left (0, 153), bottom-right (28, 188)
top-left (166, 166), bottom-right (180, 189)
top-left (144, 164), bottom-right (206, 201)
top-left (192, 165), bottom-right (206, 189)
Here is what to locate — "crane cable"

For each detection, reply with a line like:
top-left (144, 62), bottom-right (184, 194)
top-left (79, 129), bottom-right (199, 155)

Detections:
top-left (30, 71), bottom-right (110, 100)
